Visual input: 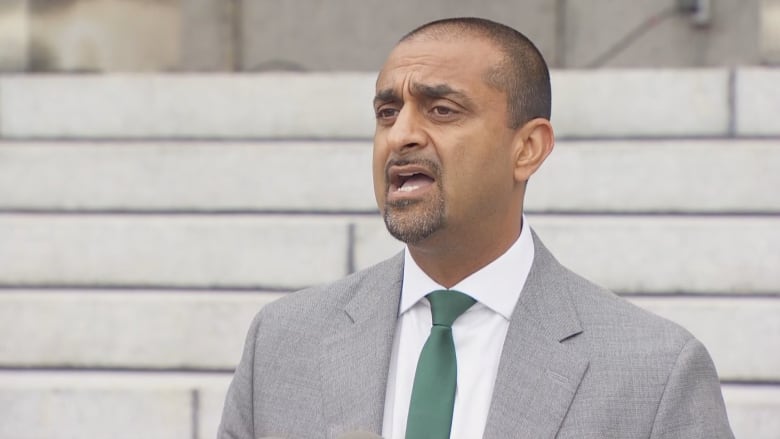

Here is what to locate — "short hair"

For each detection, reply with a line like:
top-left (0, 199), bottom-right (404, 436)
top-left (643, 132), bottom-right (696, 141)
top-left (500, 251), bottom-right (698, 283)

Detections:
top-left (400, 17), bottom-right (551, 128)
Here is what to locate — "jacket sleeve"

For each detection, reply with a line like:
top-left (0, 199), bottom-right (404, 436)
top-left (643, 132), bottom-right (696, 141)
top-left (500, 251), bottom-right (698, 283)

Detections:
top-left (217, 311), bottom-right (264, 439)
top-left (650, 337), bottom-right (735, 439)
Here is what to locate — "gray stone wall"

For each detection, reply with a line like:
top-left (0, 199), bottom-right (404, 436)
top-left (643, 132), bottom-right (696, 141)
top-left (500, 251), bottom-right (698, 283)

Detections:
top-left (0, 0), bottom-right (778, 437)
top-left (0, 68), bottom-right (779, 437)
top-left (1, 0), bottom-right (778, 72)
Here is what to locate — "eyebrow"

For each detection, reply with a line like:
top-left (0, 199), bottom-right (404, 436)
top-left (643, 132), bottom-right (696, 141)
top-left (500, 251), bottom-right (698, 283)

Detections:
top-left (373, 88), bottom-right (399, 107)
top-left (373, 83), bottom-right (475, 108)
top-left (412, 83), bottom-right (471, 104)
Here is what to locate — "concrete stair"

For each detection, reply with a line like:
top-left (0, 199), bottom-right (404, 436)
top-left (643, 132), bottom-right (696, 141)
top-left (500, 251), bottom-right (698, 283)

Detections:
top-left (0, 68), bottom-right (778, 438)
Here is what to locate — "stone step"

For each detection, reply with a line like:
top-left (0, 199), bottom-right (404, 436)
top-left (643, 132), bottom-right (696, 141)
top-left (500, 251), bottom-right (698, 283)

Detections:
top-left (0, 214), bottom-right (350, 289)
top-left (355, 214), bottom-right (780, 294)
top-left (736, 68), bottom-right (780, 136)
top-left (528, 139), bottom-right (780, 213)
top-left (1, 139), bottom-right (778, 213)
top-left (630, 297), bottom-right (780, 381)
top-left (0, 291), bottom-right (279, 370)
top-left (1, 214), bottom-right (777, 293)
top-left (0, 292), bottom-right (777, 381)
top-left (0, 369), bottom-right (777, 438)
top-left (721, 384), bottom-right (780, 439)
top-left (0, 370), bottom-right (231, 439)
top-left (0, 73), bottom-right (376, 140)
top-left (1, 68), bottom-right (777, 139)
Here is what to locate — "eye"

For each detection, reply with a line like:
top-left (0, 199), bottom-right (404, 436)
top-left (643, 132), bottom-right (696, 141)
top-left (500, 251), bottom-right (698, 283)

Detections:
top-left (375, 107), bottom-right (399, 120)
top-left (431, 105), bottom-right (458, 118)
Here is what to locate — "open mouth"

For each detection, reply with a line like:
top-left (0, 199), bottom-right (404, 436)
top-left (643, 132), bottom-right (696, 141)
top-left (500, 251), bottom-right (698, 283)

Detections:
top-left (388, 164), bottom-right (436, 196)
top-left (395, 172), bottom-right (435, 192)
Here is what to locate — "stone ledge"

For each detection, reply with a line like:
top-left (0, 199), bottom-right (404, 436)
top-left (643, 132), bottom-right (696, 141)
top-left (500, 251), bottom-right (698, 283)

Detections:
top-left (0, 73), bottom-right (377, 139)
top-left (0, 369), bottom-right (232, 388)
top-left (0, 69), bottom-right (748, 140)
top-left (735, 68), bottom-right (780, 136)
top-left (0, 214), bottom-right (349, 288)
top-left (1, 139), bottom-right (778, 213)
top-left (527, 139), bottom-right (780, 213)
top-left (2, 213), bottom-right (775, 293)
top-left (722, 384), bottom-right (780, 439)
top-left (200, 380), bottom-right (232, 439)
top-left (354, 215), bottom-right (780, 294)
top-left (0, 141), bottom-right (375, 212)
top-left (0, 291), bottom-right (280, 369)
top-left (0, 373), bottom-right (777, 439)
top-left (631, 297), bottom-right (780, 381)
top-left (0, 385), bottom-right (192, 439)
top-left (552, 69), bottom-right (729, 138)
top-left (0, 370), bottom-right (231, 439)
top-left (0, 292), bottom-right (777, 381)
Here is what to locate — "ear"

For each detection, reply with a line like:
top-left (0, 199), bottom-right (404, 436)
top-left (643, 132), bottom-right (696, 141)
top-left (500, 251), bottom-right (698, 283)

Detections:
top-left (512, 118), bottom-right (555, 184)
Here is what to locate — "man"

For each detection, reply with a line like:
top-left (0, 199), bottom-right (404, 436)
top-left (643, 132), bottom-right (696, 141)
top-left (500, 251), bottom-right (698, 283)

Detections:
top-left (219, 17), bottom-right (734, 438)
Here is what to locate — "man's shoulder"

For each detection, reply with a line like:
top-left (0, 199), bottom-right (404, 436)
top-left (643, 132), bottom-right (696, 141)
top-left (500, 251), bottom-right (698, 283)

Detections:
top-left (529, 232), bottom-right (694, 350)
top-left (559, 262), bottom-right (696, 353)
top-left (255, 251), bottom-right (404, 326)
top-left (543, 254), bottom-right (732, 438)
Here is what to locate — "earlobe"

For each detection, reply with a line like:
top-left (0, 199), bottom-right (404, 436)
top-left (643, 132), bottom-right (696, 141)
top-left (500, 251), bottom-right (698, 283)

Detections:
top-left (513, 118), bottom-right (555, 183)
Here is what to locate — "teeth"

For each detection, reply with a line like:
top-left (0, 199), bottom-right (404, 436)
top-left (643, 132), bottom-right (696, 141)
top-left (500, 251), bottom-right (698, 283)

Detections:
top-left (398, 184), bottom-right (419, 192)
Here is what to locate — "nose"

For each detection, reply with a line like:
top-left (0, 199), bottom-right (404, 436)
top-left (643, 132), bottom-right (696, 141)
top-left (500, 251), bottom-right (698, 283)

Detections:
top-left (385, 105), bottom-right (427, 154)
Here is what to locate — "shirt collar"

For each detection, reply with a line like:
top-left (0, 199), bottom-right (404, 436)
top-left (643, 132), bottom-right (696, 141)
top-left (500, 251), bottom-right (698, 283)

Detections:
top-left (399, 216), bottom-right (535, 320)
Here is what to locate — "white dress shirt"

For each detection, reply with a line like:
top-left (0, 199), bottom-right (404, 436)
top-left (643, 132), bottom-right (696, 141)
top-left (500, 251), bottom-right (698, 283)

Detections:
top-left (381, 218), bottom-right (535, 439)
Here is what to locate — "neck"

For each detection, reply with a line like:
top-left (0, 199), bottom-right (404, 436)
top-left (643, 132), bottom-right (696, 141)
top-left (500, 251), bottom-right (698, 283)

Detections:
top-left (407, 215), bottom-right (523, 288)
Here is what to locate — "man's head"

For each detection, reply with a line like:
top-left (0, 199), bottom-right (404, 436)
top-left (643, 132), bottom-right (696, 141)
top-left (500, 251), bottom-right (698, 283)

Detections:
top-left (400, 18), bottom-right (551, 129)
top-left (372, 18), bottom-right (554, 270)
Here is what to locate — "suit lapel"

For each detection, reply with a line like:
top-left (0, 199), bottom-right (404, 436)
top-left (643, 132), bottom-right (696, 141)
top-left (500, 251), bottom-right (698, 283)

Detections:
top-left (484, 232), bottom-right (589, 439)
top-left (320, 253), bottom-right (404, 437)
top-left (316, 233), bottom-right (590, 437)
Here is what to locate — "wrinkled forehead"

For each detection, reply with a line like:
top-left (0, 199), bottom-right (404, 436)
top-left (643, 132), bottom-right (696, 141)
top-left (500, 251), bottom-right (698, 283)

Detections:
top-left (375, 37), bottom-right (502, 96)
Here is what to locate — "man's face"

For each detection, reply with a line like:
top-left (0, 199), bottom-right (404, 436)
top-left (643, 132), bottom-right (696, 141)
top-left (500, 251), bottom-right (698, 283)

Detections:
top-left (372, 36), bottom-right (520, 245)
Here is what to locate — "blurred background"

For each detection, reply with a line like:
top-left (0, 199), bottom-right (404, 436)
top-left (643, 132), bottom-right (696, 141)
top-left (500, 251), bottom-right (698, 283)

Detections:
top-left (0, 0), bottom-right (778, 438)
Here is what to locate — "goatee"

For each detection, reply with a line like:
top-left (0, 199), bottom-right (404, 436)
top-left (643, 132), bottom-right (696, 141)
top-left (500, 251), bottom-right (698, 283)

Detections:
top-left (383, 155), bottom-right (445, 244)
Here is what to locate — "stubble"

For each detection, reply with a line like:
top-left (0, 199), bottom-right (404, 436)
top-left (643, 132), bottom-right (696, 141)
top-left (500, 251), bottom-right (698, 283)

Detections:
top-left (382, 159), bottom-right (446, 244)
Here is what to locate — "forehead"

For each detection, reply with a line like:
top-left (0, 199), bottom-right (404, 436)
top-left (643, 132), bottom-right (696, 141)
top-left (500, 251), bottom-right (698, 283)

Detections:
top-left (375, 37), bottom-right (503, 94)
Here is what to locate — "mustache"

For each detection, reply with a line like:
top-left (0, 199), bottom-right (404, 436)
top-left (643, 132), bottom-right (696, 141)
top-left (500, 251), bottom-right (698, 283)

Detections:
top-left (384, 157), bottom-right (442, 181)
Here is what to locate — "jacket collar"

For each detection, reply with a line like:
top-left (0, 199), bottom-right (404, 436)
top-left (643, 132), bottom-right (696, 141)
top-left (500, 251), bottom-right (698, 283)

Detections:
top-left (483, 231), bottom-right (588, 438)
top-left (319, 230), bottom-right (589, 437)
top-left (320, 252), bottom-right (404, 436)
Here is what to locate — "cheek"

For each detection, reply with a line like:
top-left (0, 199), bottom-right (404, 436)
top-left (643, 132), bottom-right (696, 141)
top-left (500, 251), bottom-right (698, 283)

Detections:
top-left (445, 142), bottom-right (514, 199)
top-left (372, 147), bottom-right (387, 205)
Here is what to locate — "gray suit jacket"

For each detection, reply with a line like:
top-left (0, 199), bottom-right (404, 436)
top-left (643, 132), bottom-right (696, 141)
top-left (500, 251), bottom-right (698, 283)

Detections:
top-left (219, 232), bottom-right (734, 438)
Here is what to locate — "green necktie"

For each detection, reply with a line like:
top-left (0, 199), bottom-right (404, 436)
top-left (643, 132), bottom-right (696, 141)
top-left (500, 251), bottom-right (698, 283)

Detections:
top-left (405, 290), bottom-right (476, 439)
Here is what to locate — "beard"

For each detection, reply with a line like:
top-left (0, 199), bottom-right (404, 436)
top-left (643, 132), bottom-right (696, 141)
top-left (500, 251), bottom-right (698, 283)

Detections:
top-left (382, 156), bottom-right (445, 244)
top-left (383, 193), bottom-right (445, 244)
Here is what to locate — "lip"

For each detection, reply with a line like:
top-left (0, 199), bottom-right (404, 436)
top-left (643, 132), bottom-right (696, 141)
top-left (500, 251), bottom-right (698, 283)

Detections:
top-left (386, 164), bottom-right (437, 201)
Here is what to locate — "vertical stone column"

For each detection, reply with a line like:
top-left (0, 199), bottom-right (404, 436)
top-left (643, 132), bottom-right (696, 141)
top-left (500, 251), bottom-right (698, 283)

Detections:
top-left (180, 0), bottom-right (237, 71)
top-left (762, 0), bottom-right (780, 63)
top-left (0, 0), bottom-right (29, 71)
top-left (238, 0), bottom-right (558, 71)
top-left (27, 0), bottom-right (181, 72)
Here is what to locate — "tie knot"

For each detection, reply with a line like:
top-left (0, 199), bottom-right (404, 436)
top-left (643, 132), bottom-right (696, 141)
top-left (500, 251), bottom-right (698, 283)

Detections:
top-left (426, 290), bottom-right (476, 327)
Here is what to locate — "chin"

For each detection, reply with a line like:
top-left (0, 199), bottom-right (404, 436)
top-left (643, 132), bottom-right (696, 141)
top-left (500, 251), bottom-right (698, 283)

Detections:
top-left (385, 212), bottom-right (442, 245)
